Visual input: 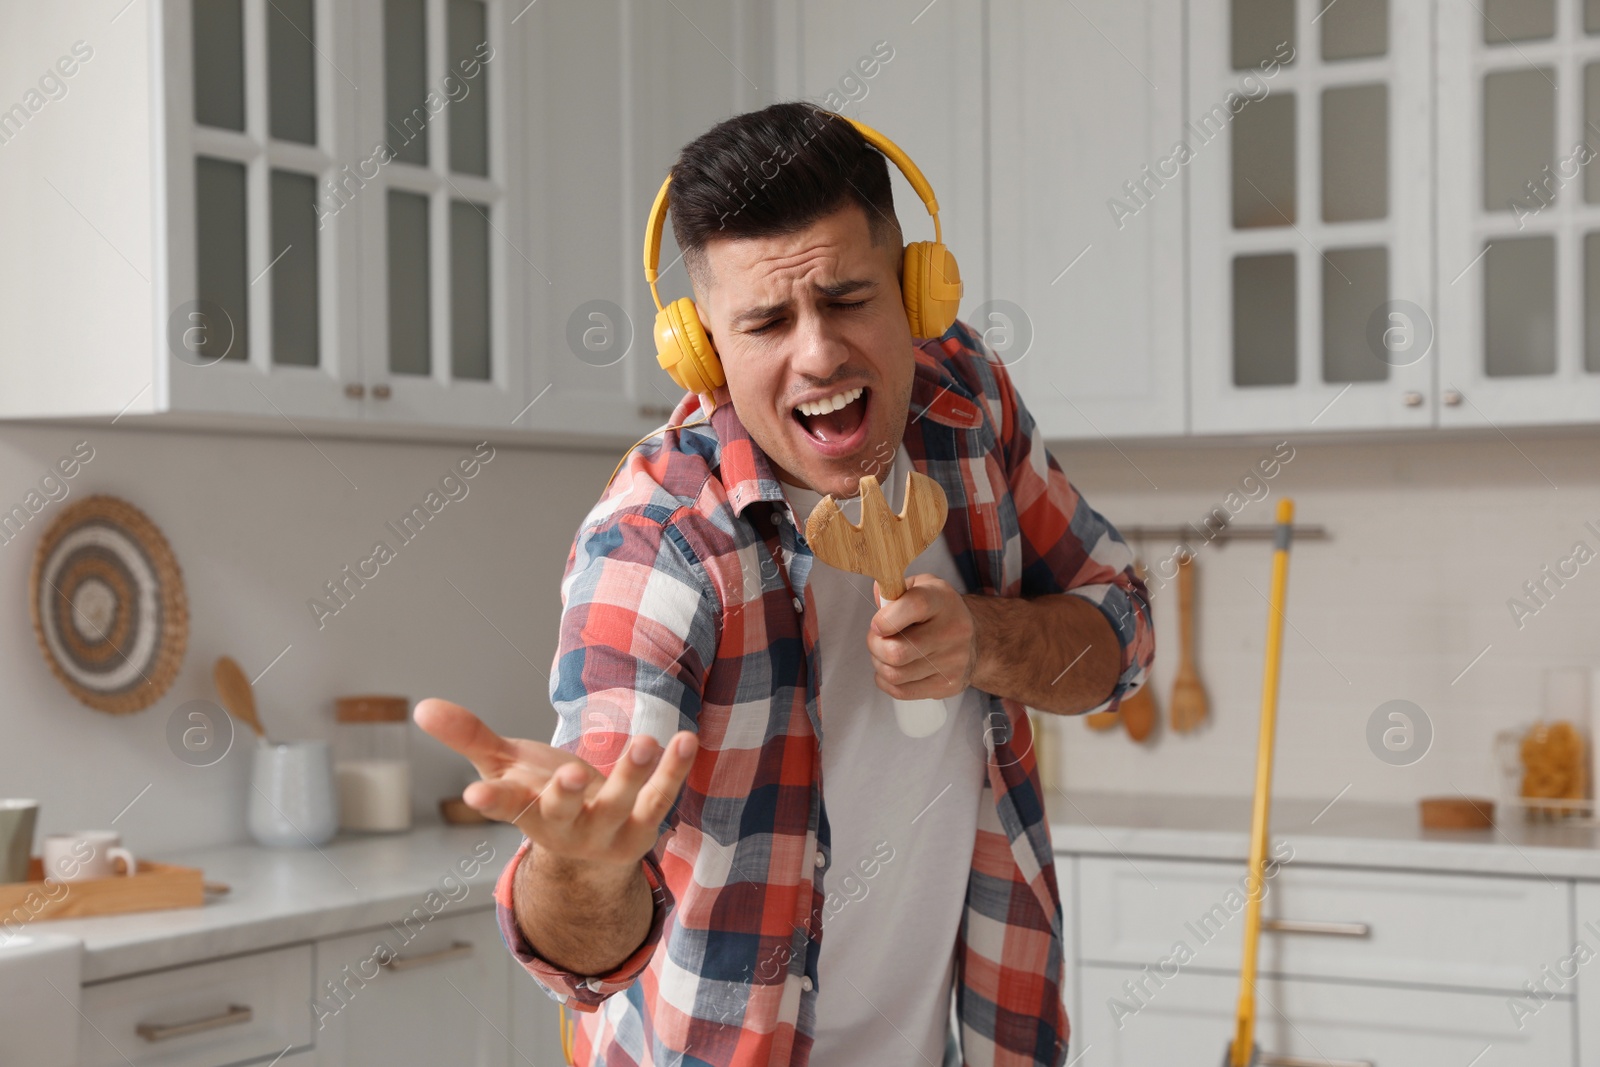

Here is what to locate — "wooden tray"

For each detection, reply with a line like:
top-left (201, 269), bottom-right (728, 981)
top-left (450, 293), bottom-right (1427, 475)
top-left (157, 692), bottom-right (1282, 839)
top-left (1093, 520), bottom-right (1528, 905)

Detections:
top-left (0, 857), bottom-right (205, 921)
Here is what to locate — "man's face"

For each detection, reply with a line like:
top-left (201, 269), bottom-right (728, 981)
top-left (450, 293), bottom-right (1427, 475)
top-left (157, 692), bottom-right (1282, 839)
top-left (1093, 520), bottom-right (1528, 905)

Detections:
top-left (694, 204), bottom-right (914, 499)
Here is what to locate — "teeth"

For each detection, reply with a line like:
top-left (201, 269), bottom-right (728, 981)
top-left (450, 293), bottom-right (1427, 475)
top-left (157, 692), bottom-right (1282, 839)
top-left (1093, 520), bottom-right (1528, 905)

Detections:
top-left (795, 386), bottom-right (863, 418)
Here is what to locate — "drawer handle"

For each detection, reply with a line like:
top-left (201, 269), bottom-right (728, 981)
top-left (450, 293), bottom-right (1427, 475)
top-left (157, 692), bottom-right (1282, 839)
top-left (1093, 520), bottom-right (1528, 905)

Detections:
top-left (135, 1003), bottom-right (252, 1042)
top-left (380, 939), bottom-right (474, 972)
top-left (1263, 919), bottom-right (1371, 938)
top-left (1260, 1055), bottom-right (1373, 1067)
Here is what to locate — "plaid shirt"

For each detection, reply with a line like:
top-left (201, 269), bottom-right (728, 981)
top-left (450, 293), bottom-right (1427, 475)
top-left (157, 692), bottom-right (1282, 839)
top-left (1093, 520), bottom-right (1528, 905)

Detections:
top-left (493, 319), bottom-right (1154, 1066)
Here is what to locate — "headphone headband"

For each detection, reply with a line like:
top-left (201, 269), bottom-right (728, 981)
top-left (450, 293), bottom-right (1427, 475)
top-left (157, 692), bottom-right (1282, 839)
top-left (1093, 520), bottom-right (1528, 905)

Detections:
top-left (644, 110), bottom-right (944, 312)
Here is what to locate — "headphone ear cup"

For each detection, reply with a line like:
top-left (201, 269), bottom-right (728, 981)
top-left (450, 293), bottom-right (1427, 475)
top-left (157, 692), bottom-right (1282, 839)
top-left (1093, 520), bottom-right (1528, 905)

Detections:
top-left (901, 241), bottom-right (963, 340)
top-left (654, 297), bottom-right (724, 395)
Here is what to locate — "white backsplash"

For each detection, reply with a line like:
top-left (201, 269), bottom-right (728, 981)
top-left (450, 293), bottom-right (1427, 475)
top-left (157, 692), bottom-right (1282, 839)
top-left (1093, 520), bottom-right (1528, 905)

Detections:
top-left (1042, 428), bottom-right (1600, 817)
top-left (1, 419), bottom-right (1596, 857)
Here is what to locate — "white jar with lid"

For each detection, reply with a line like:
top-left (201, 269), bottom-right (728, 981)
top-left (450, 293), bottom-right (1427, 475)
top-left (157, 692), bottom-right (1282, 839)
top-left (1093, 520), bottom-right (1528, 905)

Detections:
top-left (334, 695), bottom-right (413, 832)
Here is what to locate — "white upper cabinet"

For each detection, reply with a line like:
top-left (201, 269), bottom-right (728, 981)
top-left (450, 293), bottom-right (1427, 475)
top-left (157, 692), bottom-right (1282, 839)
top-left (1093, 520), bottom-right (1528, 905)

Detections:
top-left (1436, 0), bottom-right (1600, 427)
top-left (1189, 0), bottom-right (1436, 434)
top-left (771, 0), bottom-right (989, 337)
top-left (163, 0), bottom-right (363, 421)
top-left (351, 0), bottom-right (526, 428)
top-left (516, 0), bottom-right (769, 442)
top-left (10, 0), bottom-right (1600, 443)
top-left (175, 0), bottom-right (526, 428)
top-left (989, 0), bottom-right (1188, 440)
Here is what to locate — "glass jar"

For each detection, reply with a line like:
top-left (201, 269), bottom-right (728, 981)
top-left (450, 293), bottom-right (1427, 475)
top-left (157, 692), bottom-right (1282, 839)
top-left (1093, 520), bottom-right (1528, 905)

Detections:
top-left (333, 695), bottom-right (412, 832)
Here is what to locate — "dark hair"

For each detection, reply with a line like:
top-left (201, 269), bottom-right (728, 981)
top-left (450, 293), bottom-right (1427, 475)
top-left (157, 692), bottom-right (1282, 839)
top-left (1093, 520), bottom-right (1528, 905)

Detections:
top-left (667, 102), bottom-right (902, 292)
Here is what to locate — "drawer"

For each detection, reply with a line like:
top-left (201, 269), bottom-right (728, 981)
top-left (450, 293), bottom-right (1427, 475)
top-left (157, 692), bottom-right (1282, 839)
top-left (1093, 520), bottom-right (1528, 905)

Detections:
top-left (1074, 964), bottom-right (1572, 1066)
top-left (1077, 855), bottom-right (1570, 992)
top-left (312, 907), bottom-right (508, 1067)
top-left (78, 944), bottom-right (313, 1067)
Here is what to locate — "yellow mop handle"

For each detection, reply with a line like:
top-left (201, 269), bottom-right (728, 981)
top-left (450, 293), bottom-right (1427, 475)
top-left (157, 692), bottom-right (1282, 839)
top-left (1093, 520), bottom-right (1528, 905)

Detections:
top-left (1229, 498), bottom-right (1295, 1067)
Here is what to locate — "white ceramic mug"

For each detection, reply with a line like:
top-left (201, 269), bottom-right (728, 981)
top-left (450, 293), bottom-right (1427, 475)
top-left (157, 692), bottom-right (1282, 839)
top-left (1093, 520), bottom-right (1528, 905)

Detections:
top-left (43, 830), bottom-right (136, 882)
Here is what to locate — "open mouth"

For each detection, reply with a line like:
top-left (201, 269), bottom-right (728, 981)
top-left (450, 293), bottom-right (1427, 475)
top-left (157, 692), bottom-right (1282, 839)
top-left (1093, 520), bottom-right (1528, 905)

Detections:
top-left (791, 386), bottom-right (869, 450)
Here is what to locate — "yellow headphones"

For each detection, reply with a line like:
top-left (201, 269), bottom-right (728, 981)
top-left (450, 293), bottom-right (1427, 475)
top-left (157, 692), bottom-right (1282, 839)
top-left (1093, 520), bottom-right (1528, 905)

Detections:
top-left (642, 112), bottom-right (963, 399)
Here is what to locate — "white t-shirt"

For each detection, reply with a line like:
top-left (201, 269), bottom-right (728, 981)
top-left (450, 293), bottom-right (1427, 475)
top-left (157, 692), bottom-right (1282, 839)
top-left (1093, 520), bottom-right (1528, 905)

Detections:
top-left (781, 447), bottom-right (986, 1066)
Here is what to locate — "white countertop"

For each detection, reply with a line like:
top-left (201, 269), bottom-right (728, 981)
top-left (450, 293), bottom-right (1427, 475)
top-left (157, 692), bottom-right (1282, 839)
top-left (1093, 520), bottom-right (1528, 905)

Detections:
top-left (1046, 790), bottom-right (1600, 880)
top-left (39, 822), bottom-right (527, 983)
top-left (28, 792), bottom-right (1600, 984)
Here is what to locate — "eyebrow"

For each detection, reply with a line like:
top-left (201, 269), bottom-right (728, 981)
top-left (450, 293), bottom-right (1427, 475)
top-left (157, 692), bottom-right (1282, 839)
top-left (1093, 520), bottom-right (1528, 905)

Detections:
top-left (730, 279), bottom-right (878, 329)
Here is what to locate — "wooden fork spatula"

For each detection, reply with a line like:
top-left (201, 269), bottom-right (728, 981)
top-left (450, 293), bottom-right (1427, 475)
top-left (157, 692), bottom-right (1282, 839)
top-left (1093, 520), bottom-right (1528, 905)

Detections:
top-left (806, 471), bottom-right (948, 598)
top-left (805, 471), bottom-right (951, 738)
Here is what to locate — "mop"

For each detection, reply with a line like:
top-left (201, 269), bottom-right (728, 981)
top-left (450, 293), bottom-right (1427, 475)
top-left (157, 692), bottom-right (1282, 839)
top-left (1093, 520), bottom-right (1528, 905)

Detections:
top-left (1222, 498), bottom-right (1296, 1067)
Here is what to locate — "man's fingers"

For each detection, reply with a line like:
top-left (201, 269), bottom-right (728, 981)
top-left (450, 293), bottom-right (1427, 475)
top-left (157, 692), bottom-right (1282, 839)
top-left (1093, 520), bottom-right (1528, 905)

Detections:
top-left (613, 732), bottom-right (698, 845)
top-left (462, 777), bottom-right (539, 824)
top-left (871, 586), bottom-right (934, 637)
top-left (414, 698), bottom-right (515, 780)
top-left (581, 733), bottom-right (667, 833)
top-left (867, 629), bottom-right (925, 669)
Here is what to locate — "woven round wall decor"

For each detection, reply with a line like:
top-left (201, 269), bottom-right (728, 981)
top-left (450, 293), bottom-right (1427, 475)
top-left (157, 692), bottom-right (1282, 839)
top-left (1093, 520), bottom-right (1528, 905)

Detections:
top-left (29, 495), bottom-right (188, 714)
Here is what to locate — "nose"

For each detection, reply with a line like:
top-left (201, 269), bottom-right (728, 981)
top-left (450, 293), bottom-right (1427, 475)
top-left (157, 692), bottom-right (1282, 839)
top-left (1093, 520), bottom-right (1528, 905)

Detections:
top-left (788, 308), bottom-right (851, 383)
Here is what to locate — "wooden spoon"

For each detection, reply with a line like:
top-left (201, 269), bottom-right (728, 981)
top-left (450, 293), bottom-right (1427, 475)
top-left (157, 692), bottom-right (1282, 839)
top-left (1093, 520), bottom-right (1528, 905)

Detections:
top-left (1169, 552), bottom-right (1209, 733)
top-left (213, 655), bottom-right (268, 743)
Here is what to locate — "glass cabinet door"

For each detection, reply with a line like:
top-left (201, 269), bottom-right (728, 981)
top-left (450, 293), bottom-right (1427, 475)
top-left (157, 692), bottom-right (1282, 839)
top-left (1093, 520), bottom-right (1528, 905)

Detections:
top-left (1436, 0), bottom-right (1600, 426)
top-left (354, 0), bottom-right (525, 426)
top-left (167, 0), bottom-right (361, 418)
top-left (1189, 0), bottom-right (1435, 433)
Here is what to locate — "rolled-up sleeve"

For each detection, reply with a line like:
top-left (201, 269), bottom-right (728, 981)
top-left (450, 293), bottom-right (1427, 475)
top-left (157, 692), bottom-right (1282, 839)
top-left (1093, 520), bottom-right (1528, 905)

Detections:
top-left (985, 349), bottom-right (1155, 715)
top-left (493, 838), bottom-right (672, 1012)
top-left (492, 504), bottom-right (718, 1009)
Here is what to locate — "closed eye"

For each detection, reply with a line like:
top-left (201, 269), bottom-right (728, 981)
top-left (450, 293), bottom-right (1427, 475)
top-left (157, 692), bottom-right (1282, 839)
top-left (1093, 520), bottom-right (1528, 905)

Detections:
top-left (746, 300), bottom-right (868, 336)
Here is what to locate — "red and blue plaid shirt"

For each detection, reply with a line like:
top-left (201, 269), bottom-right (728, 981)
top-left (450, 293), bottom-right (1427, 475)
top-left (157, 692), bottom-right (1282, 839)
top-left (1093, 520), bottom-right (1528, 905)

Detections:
top-left (494, 319), bottom-right (1154, 1066)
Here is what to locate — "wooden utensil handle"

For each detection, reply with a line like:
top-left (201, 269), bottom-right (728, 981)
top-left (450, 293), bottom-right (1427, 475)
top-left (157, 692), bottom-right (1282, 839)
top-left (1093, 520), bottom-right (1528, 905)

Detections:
top-left (1177, 553), bottom-right (1196, 660)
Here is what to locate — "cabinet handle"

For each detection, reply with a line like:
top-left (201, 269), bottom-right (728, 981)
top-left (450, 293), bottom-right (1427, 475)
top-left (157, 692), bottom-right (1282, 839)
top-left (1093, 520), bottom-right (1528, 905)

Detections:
top-left (1260, 1055), bottom-right (1373, 1067)
top-left (1401, 391), bottom-right (1423, 407)
top-left (1442, 388), bottom-right (1462, 406)
top-left (372, 384), bottom-right (393, 400)
top-left (135, 1003), bottom-right (252, 1042)
top-left (1263, 918), bottom-right (1371, 938)
top-left (344, 383), bottom-right (365, 399)
top-left (380, 939), bottom-right (474, 972)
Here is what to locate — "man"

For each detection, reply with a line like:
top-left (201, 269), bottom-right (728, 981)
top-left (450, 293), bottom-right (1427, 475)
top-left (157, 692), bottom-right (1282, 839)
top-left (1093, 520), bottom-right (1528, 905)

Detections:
top-left (416, 102), bottom-right (1154, 1066)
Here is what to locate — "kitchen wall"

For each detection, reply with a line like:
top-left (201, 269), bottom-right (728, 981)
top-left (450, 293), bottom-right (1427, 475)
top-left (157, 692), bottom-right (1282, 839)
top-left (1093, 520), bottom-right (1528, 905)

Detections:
top-left (0, 420), bottom-right (616, 856)
top-left (1044, 426), bottom-right (1600, 816)
top-left (1, 418), bottom-right (1597, 857)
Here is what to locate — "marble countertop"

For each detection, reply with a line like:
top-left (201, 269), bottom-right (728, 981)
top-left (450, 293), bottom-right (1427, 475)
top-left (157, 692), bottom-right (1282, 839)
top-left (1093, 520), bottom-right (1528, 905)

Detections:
top-left (29, 792), bottom-right (1600, 985)
top-left (38, 822), bottom-right (526, 983)
top-left (1046, 789), bottom-right (1600, 880)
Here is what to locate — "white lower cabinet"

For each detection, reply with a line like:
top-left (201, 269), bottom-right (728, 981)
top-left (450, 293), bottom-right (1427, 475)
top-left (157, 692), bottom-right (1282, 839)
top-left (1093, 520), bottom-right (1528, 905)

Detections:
top-left (1067, 854), bottom-right (1581, 1066)
top-left (77, 944), bottom-right (313, 1067)
top-left (1078, 856), bottom-right (1570, 992)
top-left (509, 959), bottom-right (569, 1067)
top-left (1074, 964), bottom-right (1572, 1066)
top-left (311, 907), bottom-right (510, 1067)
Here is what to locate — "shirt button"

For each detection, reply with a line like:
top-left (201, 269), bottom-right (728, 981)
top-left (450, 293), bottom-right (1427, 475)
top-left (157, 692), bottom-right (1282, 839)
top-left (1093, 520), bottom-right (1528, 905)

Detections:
top-left (801, 976), bottom-right (814, 991)
top-left (814, 851), bottom-right (825, 868)
top-left (792, 596), bottom-right (804, 613)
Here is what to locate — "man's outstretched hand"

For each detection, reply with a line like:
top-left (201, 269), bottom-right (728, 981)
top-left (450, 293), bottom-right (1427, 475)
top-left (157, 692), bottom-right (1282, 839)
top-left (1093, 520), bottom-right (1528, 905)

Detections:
top-left (414, 698), bottom-right (698, 877)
